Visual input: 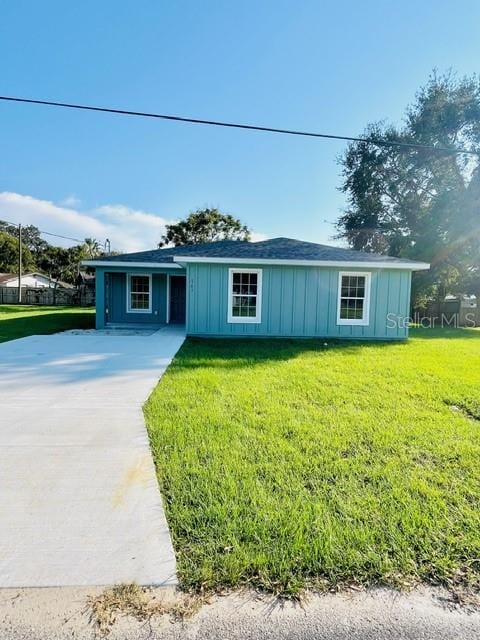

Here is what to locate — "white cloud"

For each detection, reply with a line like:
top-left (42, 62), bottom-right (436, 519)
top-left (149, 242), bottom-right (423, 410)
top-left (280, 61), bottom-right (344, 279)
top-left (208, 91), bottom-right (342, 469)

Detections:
top-left (58, 195), bottom-right (81, 208)
top-left (0, 192), bottom-right (270, 253)
top-left (250, 231), bottom-right (269, 242)
top-left (0, 192), bottom-right (174, 253)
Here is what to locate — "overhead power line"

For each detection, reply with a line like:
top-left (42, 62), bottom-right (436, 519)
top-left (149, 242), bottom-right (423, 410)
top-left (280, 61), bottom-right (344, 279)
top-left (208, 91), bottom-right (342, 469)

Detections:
top-left (0, 94), bottom-right (477, 157)
top-left (0, 218), bottom-right (83, 243)
top-left (39, 230), bottom-right (84, 243)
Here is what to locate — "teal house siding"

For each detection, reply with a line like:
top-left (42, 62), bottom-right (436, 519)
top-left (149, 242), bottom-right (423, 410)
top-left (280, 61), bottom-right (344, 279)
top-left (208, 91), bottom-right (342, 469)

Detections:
top-left (94, 266), bottom-right (185, 329)
top-left (108, 272), bottom-right (167, 325)
top-left (186, 263), bottom-right (412, 339)
top-left (86, 237), bottom-right (427, 338)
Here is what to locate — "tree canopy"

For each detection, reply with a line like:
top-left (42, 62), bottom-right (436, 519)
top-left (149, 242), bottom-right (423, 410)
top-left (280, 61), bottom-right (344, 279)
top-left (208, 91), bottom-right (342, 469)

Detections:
top-left (0, 231), bottom-right (34, 272)
top-left (336, 72), bottom-right (480, 305)
top-left (0, 221), bottom-right (105, 283)
top-left (159, 208), bottom-right (251, 247)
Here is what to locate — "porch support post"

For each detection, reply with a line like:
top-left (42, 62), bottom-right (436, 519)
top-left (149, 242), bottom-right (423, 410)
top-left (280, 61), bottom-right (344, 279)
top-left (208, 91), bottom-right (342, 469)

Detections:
top-left (95, 268), bottom-right (106, 329)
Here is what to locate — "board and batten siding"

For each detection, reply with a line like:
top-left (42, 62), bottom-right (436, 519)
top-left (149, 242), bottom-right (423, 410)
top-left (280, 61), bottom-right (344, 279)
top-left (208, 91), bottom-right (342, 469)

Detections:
top-left (94, 265), bottom-right (185, 329)
top-left (186, 263), bottom-right (412, 339)
top-left (107, 272), bottom-right (167, 325)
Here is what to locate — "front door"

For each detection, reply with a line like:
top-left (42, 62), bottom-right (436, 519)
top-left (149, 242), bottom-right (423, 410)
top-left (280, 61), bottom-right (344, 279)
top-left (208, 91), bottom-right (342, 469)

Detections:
top-left (169, 276), bottom-right (186, 324)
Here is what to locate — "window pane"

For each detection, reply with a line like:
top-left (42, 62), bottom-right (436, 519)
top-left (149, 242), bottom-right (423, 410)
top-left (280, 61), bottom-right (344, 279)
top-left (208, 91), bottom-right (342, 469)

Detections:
top-left (131, 276), bottom-right (149, 293)
top-left (346, 301), bottom-right (354, 319)
top-left (231, 272), bottom-right (259, 320)
top-left (131, 293), bottom-right (149, 309)
top-left (354, 299), bottom-right (364, 318)
top-left (341, 275), bottom-right (366, 298)
top-left (340, 273), bottom-right (366, 320)
top-left (233, 304), bottom-right (250, 317)
top-left (130, 275), bottom-right (150, 310)
top-left (355, 277), bottom-right (365, 297)
top-left (340, 296), bottom-right (365, 319)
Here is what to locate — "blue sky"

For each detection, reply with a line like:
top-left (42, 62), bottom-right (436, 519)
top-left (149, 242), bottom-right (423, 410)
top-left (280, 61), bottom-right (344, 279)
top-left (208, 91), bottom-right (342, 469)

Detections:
top-left (1, 1), bottom-right (479, 251)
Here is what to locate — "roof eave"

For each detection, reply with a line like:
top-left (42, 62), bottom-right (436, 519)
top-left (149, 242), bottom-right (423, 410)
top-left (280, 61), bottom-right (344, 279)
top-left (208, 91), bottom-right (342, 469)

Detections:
top-left (172, 256), bottom-right (430, 270)
top-left (81, 260), bottom-right (182, 269)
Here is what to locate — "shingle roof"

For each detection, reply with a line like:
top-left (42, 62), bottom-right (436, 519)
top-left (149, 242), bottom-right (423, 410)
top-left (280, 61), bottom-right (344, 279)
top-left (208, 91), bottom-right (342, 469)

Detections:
top-left (0, 272), bottom-right (74, 287)
top-left (0, 273), bottom-right (16, 284)
top-left (90, 237), bottom-right (421, 265)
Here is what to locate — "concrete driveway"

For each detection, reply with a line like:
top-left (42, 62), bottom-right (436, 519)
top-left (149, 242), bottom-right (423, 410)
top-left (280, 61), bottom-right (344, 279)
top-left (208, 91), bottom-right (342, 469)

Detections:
top-left (0, 326), bottom-right (185, 587)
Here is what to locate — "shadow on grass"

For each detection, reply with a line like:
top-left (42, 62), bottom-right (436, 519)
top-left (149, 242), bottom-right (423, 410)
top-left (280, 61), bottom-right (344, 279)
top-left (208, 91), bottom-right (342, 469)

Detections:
top-left (0, 305), bottom-right (42, 315)
top-left (171, 326), bottom-right (480, 372)
top-left (171, 336), bottom-right (403, 371)
top-left (0, 310), bottom-right (95, 343)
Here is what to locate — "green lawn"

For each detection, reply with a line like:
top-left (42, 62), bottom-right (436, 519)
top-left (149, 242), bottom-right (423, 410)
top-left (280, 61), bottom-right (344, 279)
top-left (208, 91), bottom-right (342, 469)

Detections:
top-left (0, 305), bottom-right (95, 343)
top-left (145, 328), bottom-right (480, 595)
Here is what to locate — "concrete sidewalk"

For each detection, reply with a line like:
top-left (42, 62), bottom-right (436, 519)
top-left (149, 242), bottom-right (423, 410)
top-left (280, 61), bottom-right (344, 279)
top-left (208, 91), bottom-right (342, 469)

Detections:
top-left (1, 586), bottom-right (479, 639)
top-left (0, 326), bottom-right (185, 587)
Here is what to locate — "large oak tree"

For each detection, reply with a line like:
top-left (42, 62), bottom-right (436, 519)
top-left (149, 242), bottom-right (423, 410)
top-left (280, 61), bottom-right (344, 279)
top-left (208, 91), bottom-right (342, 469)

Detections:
top-left (336, 72), bottom-right (480, 306)
top-left (159, 208), bottom-right (250, 247)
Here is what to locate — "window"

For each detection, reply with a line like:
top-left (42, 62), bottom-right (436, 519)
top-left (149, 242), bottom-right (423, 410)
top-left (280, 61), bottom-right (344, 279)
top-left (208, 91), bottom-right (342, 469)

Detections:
top-left (127, 274), bottom-right (152, 313)
top-left (337, 272), bottom-right (371, 325)
top-left (228, 269), bottom-right (262, 323)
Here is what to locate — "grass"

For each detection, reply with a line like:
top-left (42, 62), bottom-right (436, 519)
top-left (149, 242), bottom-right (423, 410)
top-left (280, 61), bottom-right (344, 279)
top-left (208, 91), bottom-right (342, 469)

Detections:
top-left (0, 304), bottom-right (95, 343)
top-left (87, 584), bottom-right (202, 635)
top-left (145, 327), bottom-right (480, 596)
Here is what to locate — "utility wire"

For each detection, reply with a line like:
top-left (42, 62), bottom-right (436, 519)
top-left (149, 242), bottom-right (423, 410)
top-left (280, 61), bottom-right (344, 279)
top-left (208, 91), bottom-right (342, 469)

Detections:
top-left (0, 94), bottom-right (477, 157)
top-left (0, 218), bottom-right (83, 244)
top-left (0, 218), bottom-right (20, 227)
top-left (39, 230), bottom-right (84, 243)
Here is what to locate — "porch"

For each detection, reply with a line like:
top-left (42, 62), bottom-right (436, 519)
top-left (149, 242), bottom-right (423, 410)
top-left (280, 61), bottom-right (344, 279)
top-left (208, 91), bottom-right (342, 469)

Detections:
top-left (94, 266), bottom-right (186, 330)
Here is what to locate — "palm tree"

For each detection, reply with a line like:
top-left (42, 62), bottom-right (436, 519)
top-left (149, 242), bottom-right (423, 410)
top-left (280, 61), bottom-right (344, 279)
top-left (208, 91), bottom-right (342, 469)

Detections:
top-left (83, 237), bottom-right (101, 259)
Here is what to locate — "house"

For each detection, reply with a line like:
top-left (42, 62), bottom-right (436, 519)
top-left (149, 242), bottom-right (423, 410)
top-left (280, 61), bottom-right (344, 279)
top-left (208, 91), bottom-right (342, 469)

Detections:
top-left (0, 272), bottom-right (73, 289)
top-left (76, 271), bottom-right (96, 289)
top-left (426, 294), bottom-right (479, 328)
top-left (444, 294), bottom-right (477, 309)
top-left (83, 237), bottom-right (430, 339)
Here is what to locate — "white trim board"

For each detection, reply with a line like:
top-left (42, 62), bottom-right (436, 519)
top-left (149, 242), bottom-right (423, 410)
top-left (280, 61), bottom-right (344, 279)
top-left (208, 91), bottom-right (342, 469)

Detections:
top-left (82, 260), bottom-right (182, 269)
top-left (173, 256), bottom-right (430, 270)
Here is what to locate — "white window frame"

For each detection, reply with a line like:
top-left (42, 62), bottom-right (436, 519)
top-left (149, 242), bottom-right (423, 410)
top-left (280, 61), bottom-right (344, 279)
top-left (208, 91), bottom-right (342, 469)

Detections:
top-left (336, 271), bottom-right (371, 326)
top-left (228, 268), bottom-right (262, 324)
top-left (126, 273), bottom-right (152, 314)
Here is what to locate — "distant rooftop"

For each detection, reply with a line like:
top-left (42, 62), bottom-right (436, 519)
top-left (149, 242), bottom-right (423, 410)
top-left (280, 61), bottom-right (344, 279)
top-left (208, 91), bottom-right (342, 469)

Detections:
top-left (0, 273), bottom-right (16, 284)
top-left (0, 272), bottom-right (74, 287)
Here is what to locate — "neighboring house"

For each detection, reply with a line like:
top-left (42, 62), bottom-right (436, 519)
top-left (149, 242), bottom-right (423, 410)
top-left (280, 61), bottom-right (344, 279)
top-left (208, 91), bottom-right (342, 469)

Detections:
top-left (75, 271), bottom-right (95, 290)
top-left (445, 294), bottom-right (477, 309)
top-left (426, 294), bottom-right (479, 327)
top-left (0, 272), bottom-right (73, 289)
top-left (83, 237), bottom-right (430, 339)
